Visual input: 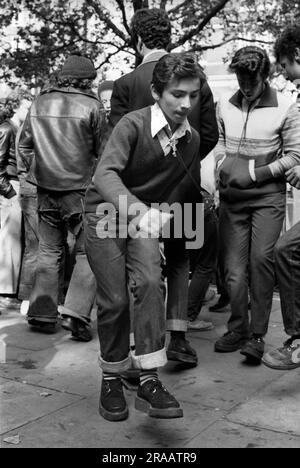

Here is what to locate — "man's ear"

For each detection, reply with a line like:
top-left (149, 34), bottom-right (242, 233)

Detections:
top-left (150, 83), bottom-right (160, 102)
top-left (136, 36), bottom-right (144, 56)
top-left (295, 47), bottom-right (300, 64)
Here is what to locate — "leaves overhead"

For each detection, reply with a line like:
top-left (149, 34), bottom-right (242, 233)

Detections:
top-left (0, 0), bottom-right (299, 88)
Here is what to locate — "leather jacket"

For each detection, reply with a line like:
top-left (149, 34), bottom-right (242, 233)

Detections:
top-left (18, 87), bottom-right (105, 191)
top-left (0, 119), bottom-right (17, 198)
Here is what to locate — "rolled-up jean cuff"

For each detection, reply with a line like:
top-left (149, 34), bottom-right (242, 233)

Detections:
top-left (167, 319), bottom-right (187, 332)
top-left (58, 305), bottom-right (90, 325)
top-left (98, 353), bottom-right (131, 373)
top-left (131, 347), bottom-right (167, 369)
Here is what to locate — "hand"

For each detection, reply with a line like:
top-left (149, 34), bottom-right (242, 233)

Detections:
top-left (229, 170), bottom-right (253, 189)
top-left (285, 166), bottom-right (300, 189)
top-left (138, 208), bottom-right (173, 238)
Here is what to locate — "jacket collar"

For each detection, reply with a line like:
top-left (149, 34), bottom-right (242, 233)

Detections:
top-left (140, 49), bottom-right (168, 66)
top-left (44, 86), bottom-right (99, 101)
top-left (229, 83), bottom-right (278, 110)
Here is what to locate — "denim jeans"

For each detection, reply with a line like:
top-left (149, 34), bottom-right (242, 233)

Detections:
top-left (0, 180), bottom-right (22, 294)
top-left (28, 189), bottom-right (96, 322)
top-left (274, 221), bottom-right (300, 337)
top-left (220, 192), bottom-right (286, 336)
top-left (18, 178), bottom-right (39, 300)
top-left (84, 212), bottom-right (167, 372)
top-left (187, 209), bottom-right (218, 320)
top-left (164, 239), bottom-right (190, 332)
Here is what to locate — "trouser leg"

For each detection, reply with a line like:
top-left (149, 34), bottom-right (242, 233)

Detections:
top-left (249, 193), bottom-right (285, 336)
top-left (220, 200), bottom-right (251, 336)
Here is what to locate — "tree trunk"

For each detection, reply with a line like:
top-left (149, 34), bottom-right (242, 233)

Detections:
top-left (133, 0), bottom-right (149, 12)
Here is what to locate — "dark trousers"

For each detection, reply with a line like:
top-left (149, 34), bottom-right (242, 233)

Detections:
top-left (28, 189), bottom-right (95, 321)
top-left (274, 221), bottom-right (300, 337)
top-left (84, 212), bottom-right (167, 371)
top-left (187, 210), bottom-right (218, 320)
top-left (220, 192), bottom-right (286, 336)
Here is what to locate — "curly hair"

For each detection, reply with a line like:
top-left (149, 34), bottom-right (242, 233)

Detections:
top-left (274, 26), bottom-right (300, 62)
top-left (0, 97), bottom-right (18, 124)
top-left (229, 46), bottom-right (271, 79)
top-left (152, 53), bottom-right (205, 96)
top-left (56, 77), bottom-right (94, 90)
top-left (131, 8), bottom-right (171, 50)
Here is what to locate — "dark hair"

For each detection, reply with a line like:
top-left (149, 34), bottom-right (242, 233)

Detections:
top-left (229, 46), bottom-right (271, 80)
top-left (131, 8), bottom-right (171, 50)
top-left (56, 77), bottom-right (93, 90)
top-left (0, 97), bottom-right (18, 123)
top-left (274, 25), bottom-right (300, 62)
top-left (152, 53), bottom-right (205, 96)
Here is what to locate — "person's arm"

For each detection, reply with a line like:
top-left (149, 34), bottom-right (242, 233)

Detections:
top-left (108, 76), bottom-right (130, 129)
top-left (0, 125), bottom-right (16, 199)
top-left (214, 102), bottom-right (226, 170)
top-left (93, 116), bottom-right (148, 219)
top-left (253, 103), bottom-right (300, 184)
top-left (198, 80), bottom-right (219, 159)
top-left (90, 106), bottom-right (107, 159)
top-left (17, 112), bottom-right (35, 175)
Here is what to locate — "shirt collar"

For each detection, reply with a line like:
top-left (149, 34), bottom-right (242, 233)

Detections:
top-left (229, 82), bottom-right (278, 109)
top-left (151, 103), bottom-right (192, 140)
top-left (141, 49), bottom-right (168, 65)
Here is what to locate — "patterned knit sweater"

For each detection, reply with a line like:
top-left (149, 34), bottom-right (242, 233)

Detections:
top-left (215, 84), bottom-right (300, 202)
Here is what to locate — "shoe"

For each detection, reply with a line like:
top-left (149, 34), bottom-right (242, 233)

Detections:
top-left (240, 336), bottom-right (265, 364)
top-left (135, 379), bottom-right (183, 419)
top-left (27, 317), bottom-right (57, 333)
top-left (215, 331), bottom-right (248, 353)
top-left (61, 317), bottom-right (92, 342)
top-left (262, 338), bottom-right (300, 370)
top-left (203, 288), bottom-right (216, 304)
top-left (99, 377), bottom-right (128, 421)
top-left (188, 319), bottom-right (214, 331)
top-left (167, 336), bottom-right (198, 365)
top-left (209, 295), bottom-right (230, 313)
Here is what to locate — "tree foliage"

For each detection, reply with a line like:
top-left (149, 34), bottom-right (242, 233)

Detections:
top-left (0, 0), bottom-right (299, 88)
top-left (0, 0), bottom-right (231, 87)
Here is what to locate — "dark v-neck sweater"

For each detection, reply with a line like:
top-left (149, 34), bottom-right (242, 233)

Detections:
top-left (84, 106), bottom-right (201, 218)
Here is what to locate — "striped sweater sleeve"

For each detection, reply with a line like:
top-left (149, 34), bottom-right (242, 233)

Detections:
top-left (214, 102), bottom-right (226, 168)
top-left (269, 102), bottom-right (300, 177)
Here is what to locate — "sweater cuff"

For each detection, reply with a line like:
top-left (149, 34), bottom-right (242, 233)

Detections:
top-left (5, 186), bottom-right (17, 199)
top-left (254, 165), bottom-right (273, 184)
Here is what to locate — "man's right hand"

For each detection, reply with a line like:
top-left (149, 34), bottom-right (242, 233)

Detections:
top-left (138, 208), bottom-right (173, 238)
top-left (285, 166), bottom-right (300, 189)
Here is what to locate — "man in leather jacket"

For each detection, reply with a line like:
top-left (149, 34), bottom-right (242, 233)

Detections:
top-left (18, 54), bottom-right (105, 333)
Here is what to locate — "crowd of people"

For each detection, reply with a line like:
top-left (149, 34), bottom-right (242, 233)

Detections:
top-left (1, 8), bottom-right (300, 422)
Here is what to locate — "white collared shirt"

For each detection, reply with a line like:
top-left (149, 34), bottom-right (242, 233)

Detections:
top-left (151, 103), bottom-right (192, 157)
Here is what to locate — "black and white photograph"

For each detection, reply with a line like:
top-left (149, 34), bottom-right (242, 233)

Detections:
top-left (0, 0), bottom-right (300, 451)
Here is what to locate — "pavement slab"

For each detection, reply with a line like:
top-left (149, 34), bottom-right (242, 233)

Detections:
top-left (0, 393), bottom-right (226, 448)
top-left (227, 370), bottom-right (300, 437)
top-left (185, 420), bottom-right (300, 448)
top-left (0, 377), bottom-right (83, 436)
top-left (1, 294), bottom-right (299, 448)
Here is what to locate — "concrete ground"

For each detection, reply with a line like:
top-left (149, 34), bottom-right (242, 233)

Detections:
top-left (0, 292), bottom-right (300, 449)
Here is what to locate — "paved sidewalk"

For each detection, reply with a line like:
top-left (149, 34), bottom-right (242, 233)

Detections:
top-left (0, 294), bottom-right (300, 448)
